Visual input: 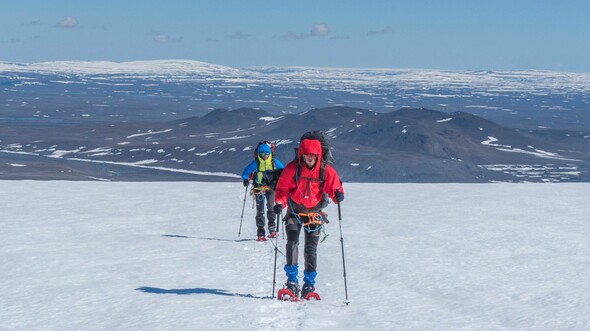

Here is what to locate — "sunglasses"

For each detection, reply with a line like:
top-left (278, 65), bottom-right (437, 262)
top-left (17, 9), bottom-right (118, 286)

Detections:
top-left (259, 152), bottom-right (270, 157)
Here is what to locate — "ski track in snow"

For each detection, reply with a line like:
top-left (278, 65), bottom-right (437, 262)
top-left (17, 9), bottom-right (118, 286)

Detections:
top-left (1, 181), bottom-right (589, 330)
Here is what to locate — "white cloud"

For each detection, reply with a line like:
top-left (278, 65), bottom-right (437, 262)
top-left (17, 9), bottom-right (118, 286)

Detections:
top-left (310, 23), bottom-right (330, 36)
top-left (283, 23), bottom-right (330, 40)
top-left (152, 32), bottom-right (182, 43)
top-left (55, 16), bottom-right (78, 28)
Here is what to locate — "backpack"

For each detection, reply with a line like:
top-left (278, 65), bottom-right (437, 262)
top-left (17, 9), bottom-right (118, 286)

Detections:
top-left (267, 168), bottom-right (283, 190)
top-left (254, 140), bottom-right (276, 169)
top-left (293, 132), bottom-right (333, 207)
top-left (253, 141), bottom-right (275, 159)
top-left (296, 131), bottom-right (334, 164)
top-left (250, 141), bottom-right (277, 183)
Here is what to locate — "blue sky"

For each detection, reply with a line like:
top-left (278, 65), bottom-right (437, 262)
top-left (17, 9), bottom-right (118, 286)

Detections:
top-left (2, 0), bottom-right (589, 72)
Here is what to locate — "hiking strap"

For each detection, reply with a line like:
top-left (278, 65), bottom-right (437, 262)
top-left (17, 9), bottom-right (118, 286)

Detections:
top-left (320, 224), bottom-right (329, 243)
top-left (295, 211), bottom-right (328, 227)
top-left (294, 162), bottom-right (325, 186)
top-left (288, 199), bottom-right (326, 233)
top-left (252, 185), bottom-right (271, 193)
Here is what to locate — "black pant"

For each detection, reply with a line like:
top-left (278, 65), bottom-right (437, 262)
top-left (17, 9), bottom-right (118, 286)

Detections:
top-left (255, 189), bottom-right (276, 236)
top-left (285, 216), bottom-right (320, 272)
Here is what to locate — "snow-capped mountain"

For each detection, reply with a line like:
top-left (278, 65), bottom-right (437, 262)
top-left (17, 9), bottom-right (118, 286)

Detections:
top-left (1, 106), bottom-right (588, 182)
top-left (2, 59), bottom-right (590, 130)
top-left (1, 60), bottom-right (589, 182)
top-left (0, 59), bottom-right (245, 76)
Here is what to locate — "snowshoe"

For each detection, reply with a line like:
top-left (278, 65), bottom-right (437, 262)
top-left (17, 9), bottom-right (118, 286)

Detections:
top-left (277, 281), bottom-right (300, 301)
top-left (268, 231), bottom-right (278, 239)
top-left (256, 236), bottom-right (267, 242)
top-left (301, 284), bottom-right (321, 301)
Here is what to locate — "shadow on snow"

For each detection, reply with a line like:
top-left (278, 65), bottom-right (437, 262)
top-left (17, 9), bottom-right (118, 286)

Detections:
top-left (135, 286), bottom-right (268, 300)
top-left (162, 234), bottom-right (255, 242)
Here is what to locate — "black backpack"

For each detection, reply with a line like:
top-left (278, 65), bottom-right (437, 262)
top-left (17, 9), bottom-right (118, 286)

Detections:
top-left (293, 131), bottom-right (333, 187)
top-left (296, 131), bottom-right (334, 164)
top-left (254, 140), bottom-right (277, 170)
top-left (248, 141), bottom-right (278, 185)
top-left (253, 141), bottom-right (275, 159)
top-left (267, 168), bottom-right (283, 190)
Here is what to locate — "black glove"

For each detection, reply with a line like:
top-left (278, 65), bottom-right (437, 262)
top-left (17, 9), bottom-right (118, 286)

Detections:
top-left (335, 190), bottom-right (344, 202)
top-left (242, 179), bottom-right (249, 187)
top-left (273, 203), bottom-right (283, 215)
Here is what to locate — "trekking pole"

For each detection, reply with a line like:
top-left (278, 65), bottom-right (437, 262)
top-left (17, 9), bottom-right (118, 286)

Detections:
top-left (336, 190), bottom-right (349, 305)
top-left (238, 183), bottom-right (249, 237)
top-left (271, 211), bottom-right (281, 298)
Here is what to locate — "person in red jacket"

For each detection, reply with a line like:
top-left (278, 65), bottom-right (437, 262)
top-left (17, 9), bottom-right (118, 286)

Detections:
top-left (273, 137), bottom-right (344, 299)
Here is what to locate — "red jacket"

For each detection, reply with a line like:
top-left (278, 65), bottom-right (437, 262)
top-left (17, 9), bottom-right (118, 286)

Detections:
top-left (275, 139), bottom-right (344, 210)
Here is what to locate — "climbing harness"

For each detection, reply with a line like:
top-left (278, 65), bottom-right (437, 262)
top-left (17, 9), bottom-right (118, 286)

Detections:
top-left (250, 185), bottom-right (270, 207)
top-left (295, 211), bottom-right (328, 227)
top-left (287, 199), bottom-right (330, 241)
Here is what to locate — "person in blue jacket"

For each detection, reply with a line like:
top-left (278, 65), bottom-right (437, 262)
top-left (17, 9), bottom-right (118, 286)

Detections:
top-left (241, 142), bottom-right (285, 240)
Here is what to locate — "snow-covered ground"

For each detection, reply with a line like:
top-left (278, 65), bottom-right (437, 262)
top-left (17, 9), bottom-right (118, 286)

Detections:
top-left (1, 181), bottom-right (589, 330)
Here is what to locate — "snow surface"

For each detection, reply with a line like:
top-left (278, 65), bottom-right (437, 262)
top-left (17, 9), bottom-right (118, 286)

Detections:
top-left (2, 181), bottom-right (590, 330)
top-left (3, 60), bottom-right (590, 94)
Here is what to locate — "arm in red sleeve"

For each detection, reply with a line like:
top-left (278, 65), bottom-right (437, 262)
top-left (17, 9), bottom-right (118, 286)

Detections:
top-left (323, 165), bottom-right (344, 204)
top-left (274, 162), bottom-right (296, 207)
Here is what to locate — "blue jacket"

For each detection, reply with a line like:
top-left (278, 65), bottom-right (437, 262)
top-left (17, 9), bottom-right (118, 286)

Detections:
top-left (241, 156), bottom-right (284, 185)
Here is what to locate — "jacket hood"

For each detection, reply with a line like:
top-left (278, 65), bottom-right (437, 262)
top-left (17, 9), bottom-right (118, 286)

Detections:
top-left (257, 143), bottom-right (271, 154)
top-left (298, 139), bottom-right (322, 159)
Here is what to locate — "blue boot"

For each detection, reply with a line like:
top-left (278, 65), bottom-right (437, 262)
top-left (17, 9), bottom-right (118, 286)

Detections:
top-left (301, 271), bottom-right (317, 298)
top-left (284, 264), bottom-right (299, 283)
top-left (303, 270), bottom-right (317, 286)
top-left (284, 264), bottom-right (299, 296)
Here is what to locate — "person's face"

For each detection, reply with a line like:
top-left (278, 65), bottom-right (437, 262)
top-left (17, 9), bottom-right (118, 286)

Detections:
top-left (303, 153), bottom-right (318, 168)
top-left (259, 152), bottom-right (270, 159)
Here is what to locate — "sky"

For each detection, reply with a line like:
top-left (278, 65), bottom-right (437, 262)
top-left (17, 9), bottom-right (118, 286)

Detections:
top-left (2, 181), bottom-right (589, 330)
top-left (1, 0), bottom-right (590, 72)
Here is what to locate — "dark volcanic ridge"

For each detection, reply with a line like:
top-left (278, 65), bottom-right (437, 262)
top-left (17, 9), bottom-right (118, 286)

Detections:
top-left (1, 106), bottom-right (588, 182)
